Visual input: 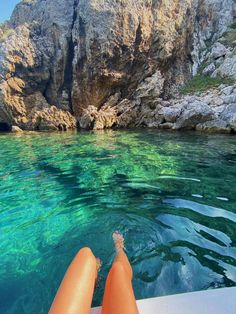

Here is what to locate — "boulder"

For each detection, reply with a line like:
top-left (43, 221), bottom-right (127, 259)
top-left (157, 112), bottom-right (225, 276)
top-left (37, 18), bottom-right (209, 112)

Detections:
top-left (135, 71), bottom-right (165, 105)
top-left (175, 101), bottom-right (215, 130)
top-left (94, 107), bottom-right (117, 130)
top-left (215, 57), bottom-right (224, 66)
top-left (159, 122), bottom-right (174, 129)
top-left (11, 125), bottom-right (23, 133)
top-left (79, 106), bottom-right (98, 130)
top-left (210, 43), bottom-right (228, 60)
top-left (214, 104), bottom-right (227, 116)
top-left (221, 86), bottom-right (234, 96)
top-left (38, 121), bottom-right (58, 131)
top-left (196, 119), bottom-right (230, 133)
top-left (116, 100), bottom-right (139, 128)
top-left (212, 55), bottom-right (236, 80)
top-left (220, 104), bottom-right (236, 130)
top-left (27, 106), bottom-right (77, 131)
top-left (159, 106), bottom-right (182, 123)
top-left (221, 94), bottom-right (236, 104)
top-left (202, 63), bottom-right (216, 76)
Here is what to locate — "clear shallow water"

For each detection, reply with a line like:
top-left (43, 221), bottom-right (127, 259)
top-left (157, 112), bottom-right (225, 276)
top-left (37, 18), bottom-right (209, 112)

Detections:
top-left (0, 129), bottom-right (236, 313)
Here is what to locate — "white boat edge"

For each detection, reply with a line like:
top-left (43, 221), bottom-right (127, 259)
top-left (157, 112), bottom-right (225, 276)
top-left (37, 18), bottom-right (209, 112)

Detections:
top-left (91, 286), bottom-right (236, 314)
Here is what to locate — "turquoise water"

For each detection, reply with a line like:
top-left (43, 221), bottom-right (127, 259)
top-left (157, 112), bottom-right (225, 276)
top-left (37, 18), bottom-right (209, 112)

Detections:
top-left (0, 130), bottom-right (236, 313)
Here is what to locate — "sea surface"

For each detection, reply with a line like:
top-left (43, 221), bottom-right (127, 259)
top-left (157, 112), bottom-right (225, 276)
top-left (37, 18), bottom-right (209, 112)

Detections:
top-left (0, 130), bottom-right (236, 313)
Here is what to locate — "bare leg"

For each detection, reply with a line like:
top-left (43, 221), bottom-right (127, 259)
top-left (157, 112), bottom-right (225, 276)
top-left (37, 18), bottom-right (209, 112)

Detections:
top-left (49, 247), bottom-right (99, 314)
top-left (102, 232), bottom-right (139, 314)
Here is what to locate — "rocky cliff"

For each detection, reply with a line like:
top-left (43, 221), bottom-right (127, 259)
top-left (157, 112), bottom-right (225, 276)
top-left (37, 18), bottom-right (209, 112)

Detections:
top-left (0, 0), bottom-right (235, 132)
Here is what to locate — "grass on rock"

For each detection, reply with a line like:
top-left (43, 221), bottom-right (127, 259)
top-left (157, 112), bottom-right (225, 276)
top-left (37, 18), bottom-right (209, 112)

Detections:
top-left (220, 20), bottom-right (236, 47)
top-left (0, 23), bottom-right (14, 43)
top-left (180, 75), bottom-right (235, 95)
top-left (230, 20), bottom-right (236, 30)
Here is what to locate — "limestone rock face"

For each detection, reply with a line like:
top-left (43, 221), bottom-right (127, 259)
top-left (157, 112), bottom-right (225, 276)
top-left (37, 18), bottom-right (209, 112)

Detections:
top-left (196, 119), bottom-right (231, 133)
top-left (191, 0), bottom-right (235, 75)
top-left (202, 63), bottom-right (216, 76)
top-left (159, 107), bottom-right (182, 123)
top-left (201, 23), bottom-right (236, 82)
top-left (77, 82), bottom-right (236, 133)
top-left (220, 104), bottom-right (236, 131)
top-left (71, 0), bottom-right (196, 117)
top-left (0, 0), bottom-right (76, 131)
top-left (212, 56), bottom-right (236, 80)
top-left (0, 0), bottom-right (235, 132)
top-left (174, 102), bottom-right (214, 130)
top-left (210, 43), bottom-right (228, 60)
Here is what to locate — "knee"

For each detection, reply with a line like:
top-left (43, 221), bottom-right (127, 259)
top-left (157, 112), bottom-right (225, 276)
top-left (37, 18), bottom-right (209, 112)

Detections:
top-left (79, 247), bottom-right (93, 255)
top-left (111, 261), bottom-right (126, 277)
top-left (76, 247), bottom-right (96, 263)
top-left (111, 260), bottom-right (133, 281)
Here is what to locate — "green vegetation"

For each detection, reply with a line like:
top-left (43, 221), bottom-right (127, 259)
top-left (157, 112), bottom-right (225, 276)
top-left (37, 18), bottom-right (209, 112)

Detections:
top-left (0, 23), bottom-right (14, 43)
top-left (180, 18), bottom-right (236, 96)
top-left (220, 30), bottom-right (236, 47)
top-left (180, 74), bottom-right (234, 95)
top-left (230, 20), bottom-right (236, 30)
top-left (219, 20), bottom-right (236, 47)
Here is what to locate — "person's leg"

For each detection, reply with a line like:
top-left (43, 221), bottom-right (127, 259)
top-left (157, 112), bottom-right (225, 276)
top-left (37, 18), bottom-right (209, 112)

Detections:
top-left (113, 233), bottom-right (133, 280)
top-left (102, 232), bottom-right (139, 314)
top-left (49, 247), bottom-right (98, 314)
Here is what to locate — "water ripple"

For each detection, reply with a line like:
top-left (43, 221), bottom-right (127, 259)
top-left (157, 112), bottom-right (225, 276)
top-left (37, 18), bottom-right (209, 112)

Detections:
top-left (0, 130), bottom-right (235, 313)
top-left (163, 198), bottom-right (236, 223)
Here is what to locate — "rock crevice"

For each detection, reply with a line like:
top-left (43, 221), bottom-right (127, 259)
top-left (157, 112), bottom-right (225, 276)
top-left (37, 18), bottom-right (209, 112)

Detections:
top-left (61, 0), bottom-right (79, 112)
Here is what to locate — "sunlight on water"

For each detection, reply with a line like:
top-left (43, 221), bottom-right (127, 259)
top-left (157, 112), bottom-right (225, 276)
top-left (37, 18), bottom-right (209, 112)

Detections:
top-left (0, 130), bottom-right (236, 313)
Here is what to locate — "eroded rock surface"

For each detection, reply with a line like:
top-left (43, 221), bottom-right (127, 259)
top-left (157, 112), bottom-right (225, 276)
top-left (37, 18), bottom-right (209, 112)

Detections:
top-left (0, 0), bottom-right (235, 132)
top-left (78, 82), bottom-right (236, 133)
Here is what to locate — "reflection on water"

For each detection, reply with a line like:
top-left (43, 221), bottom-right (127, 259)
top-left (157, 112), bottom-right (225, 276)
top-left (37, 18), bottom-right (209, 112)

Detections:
top-left (0, 130), bottom-right (236, 313)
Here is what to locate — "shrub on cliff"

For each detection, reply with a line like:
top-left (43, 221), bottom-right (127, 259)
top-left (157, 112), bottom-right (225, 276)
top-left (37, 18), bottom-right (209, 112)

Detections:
top-left (180, 75), bottom-right (234, 95)
top-left (0, 23), bottom-right (14, 43)
top-left (219, 19), bottom-right (236, 47)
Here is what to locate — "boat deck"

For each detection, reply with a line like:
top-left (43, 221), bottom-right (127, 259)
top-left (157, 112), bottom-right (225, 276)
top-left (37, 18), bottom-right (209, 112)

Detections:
top-left (91, 287), bottom-right (236, 314)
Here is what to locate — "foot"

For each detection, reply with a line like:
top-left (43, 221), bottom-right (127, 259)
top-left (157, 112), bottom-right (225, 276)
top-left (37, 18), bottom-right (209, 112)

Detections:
top-left (96, 257), bottom-right (102, 273)
top-left (95, 258), bottom-right (102, 288)
top-left (112, 231), bottom-right (125, 253)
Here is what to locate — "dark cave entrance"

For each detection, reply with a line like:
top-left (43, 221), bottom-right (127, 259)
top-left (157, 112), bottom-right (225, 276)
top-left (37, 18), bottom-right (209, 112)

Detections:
top-left (60, 0), bottom-right (79, 113)
top-left (0, 123), bottom-right (11, 132)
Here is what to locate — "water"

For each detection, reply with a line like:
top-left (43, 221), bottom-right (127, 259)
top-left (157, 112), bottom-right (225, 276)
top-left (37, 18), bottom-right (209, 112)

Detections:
top-left (0, 129), bottom-right (236, 313)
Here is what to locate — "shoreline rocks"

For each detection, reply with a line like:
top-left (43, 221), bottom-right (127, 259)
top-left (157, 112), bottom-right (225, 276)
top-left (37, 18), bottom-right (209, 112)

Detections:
top-left (0, 0), bottom-right (236, 134)
top-left (3, 82), bottom-right (236, 134)
top-left (78, 83), bottom-right (236, 134)
top-left (11, 125), bottom-right (23, 133)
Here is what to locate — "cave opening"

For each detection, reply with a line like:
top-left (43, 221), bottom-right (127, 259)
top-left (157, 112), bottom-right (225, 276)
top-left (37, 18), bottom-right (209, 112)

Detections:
top-left (61, 0), bottom-right (80, 113)
top-left (0, 122), bottom-right (11, 132)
